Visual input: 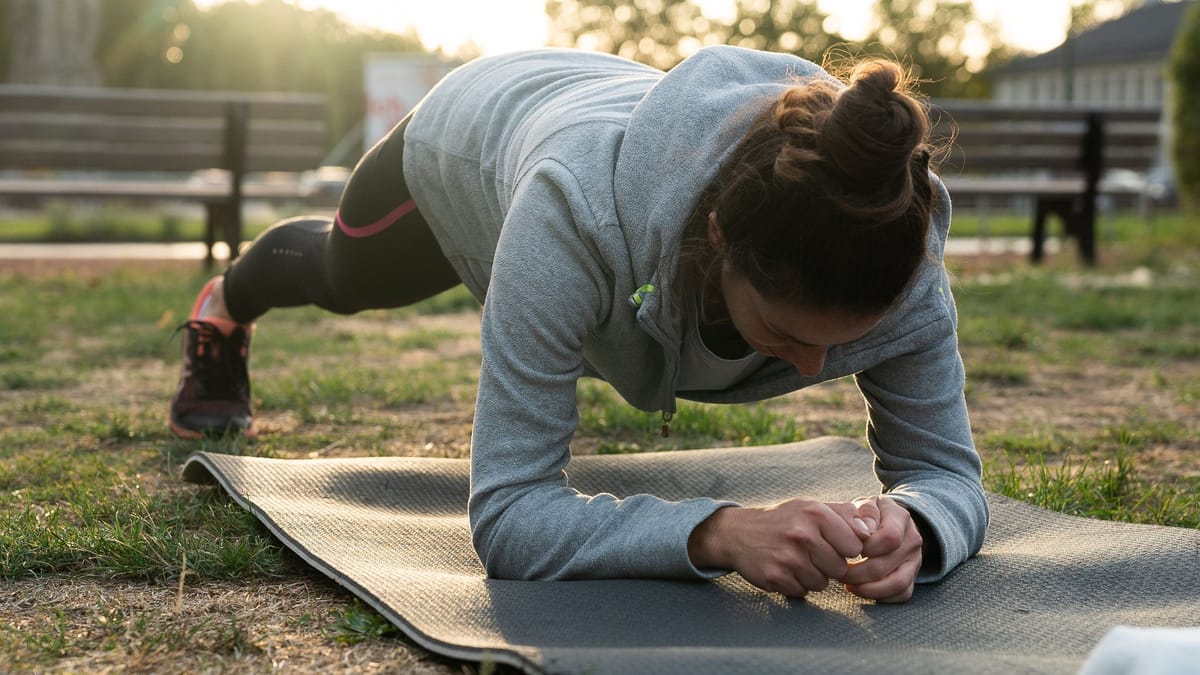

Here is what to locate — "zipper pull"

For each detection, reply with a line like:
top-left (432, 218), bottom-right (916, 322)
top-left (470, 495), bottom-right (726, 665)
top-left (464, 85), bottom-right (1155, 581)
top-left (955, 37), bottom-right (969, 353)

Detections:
top-left (661, 410), bottom-right (673, 438)
top-left (628, 283), bottom-right (656, 308)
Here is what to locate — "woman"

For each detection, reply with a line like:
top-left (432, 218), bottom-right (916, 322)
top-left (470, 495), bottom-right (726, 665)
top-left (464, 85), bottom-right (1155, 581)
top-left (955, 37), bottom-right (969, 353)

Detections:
top-left (169, 45), bottom-right (988, 603)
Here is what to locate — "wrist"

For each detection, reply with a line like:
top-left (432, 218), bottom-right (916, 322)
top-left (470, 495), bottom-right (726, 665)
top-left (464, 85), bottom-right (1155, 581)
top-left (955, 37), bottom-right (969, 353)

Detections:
top-left (688, 505), bottom-right (739, 570)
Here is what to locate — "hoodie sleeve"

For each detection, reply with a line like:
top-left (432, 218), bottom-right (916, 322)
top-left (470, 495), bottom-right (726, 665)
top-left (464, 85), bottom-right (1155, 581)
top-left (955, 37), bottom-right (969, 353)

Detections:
top-left (467, 169), bottom-right (732, 581)
top-left (854, 264), bottom-right (989, 582)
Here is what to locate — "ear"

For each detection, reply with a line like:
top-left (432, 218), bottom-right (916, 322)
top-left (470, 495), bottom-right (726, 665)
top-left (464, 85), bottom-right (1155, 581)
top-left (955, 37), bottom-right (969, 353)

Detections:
top-left (706, 211), bottom-right (725, 251)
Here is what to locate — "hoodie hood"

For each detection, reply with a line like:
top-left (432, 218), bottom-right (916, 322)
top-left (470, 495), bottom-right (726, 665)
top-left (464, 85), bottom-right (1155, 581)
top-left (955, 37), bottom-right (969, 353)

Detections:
top-left (613, 46), bottom-right (835, 290)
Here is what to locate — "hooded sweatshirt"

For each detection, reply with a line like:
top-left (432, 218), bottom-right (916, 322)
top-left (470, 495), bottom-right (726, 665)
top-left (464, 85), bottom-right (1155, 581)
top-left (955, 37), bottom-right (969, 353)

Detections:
top-left (402, 46), bottom-right (987, 583)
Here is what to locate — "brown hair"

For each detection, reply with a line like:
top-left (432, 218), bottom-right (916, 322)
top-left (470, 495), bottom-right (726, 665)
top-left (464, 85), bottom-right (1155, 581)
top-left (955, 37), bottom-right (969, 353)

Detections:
top-left (686, 59), bottom-right (936, 315)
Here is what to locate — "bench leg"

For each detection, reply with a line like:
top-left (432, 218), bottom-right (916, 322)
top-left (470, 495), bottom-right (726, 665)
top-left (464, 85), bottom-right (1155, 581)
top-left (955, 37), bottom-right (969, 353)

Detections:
top-left (1075, 211), bottom-right (1097, 266)
top-left (202, 201), bottom-right (244, 270)
top-left (1031, 200), bottom-right (1051, 264)
top-left (203, 203), bottom-right (219, 271)
top-left (222, 207), bottom-right (242, 263)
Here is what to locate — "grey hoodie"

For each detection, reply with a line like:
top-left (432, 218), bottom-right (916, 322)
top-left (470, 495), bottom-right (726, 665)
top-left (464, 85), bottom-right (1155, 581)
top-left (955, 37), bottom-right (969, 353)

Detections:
top-left (402, 46), bottom-right (987, 584)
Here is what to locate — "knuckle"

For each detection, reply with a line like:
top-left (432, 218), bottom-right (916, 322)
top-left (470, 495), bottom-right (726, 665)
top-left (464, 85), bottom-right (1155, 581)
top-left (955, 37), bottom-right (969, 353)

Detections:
top-left (762, 570), bottom-right (791, 590)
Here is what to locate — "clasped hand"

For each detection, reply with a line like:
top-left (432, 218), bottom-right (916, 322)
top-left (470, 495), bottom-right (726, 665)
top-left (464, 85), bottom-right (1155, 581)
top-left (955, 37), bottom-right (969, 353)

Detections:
top-left (688, 495), bottom-right (923, 603)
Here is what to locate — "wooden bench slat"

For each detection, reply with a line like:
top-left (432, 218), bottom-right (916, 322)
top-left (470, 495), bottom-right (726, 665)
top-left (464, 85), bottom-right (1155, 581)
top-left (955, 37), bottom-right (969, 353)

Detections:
top-left (0, 177), bottom-right (315, 201)
top-left (0, 114), bottom-right (326, 149)
top-left (0, 84), bottom-right (326, 120)
top-left (0, 83), bottom-right (331, 268)
top-left (928, 100), bottom-right (1165, 264)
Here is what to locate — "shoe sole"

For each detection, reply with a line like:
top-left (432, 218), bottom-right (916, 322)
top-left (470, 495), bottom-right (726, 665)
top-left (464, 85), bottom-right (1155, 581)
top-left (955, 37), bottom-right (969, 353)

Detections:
top-left (170, 418), bottom-right (257, 440)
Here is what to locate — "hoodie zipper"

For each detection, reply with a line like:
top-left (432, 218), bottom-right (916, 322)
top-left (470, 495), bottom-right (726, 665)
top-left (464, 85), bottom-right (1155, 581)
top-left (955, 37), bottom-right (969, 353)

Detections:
top-left (628, 283), bottom-right (679, 438)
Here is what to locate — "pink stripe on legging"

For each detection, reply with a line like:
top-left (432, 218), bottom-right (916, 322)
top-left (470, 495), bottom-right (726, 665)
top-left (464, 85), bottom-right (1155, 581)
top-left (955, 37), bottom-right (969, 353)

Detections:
top-left (335, 199), bottom-right (418, 239)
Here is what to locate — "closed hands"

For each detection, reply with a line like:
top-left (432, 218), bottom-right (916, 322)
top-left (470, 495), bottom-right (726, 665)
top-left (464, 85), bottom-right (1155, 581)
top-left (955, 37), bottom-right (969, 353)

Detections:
top-left (687, 495), bottom-right (922, 603)
top-left (840, 495), bottom-right (923, 603)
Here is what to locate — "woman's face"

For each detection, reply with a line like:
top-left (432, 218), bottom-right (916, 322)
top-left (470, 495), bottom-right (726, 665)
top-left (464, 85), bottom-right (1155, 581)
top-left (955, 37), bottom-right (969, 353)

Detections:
top-left (720, 264), bottom-right (883, 377)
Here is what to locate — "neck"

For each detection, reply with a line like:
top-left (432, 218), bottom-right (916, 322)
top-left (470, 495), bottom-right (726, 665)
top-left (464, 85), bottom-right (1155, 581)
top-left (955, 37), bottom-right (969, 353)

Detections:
top-left (696, 266), bottom-right (750, 359)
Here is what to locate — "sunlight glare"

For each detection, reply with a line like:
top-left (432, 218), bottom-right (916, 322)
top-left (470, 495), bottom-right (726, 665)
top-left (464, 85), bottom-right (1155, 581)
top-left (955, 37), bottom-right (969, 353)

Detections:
top-left (192, 0), bottom-right (1076, 57)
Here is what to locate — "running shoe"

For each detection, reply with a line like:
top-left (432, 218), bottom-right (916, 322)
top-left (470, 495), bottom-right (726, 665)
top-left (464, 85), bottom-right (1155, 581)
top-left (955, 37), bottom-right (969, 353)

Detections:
top-left (169, 277), bottom-right (255, 438)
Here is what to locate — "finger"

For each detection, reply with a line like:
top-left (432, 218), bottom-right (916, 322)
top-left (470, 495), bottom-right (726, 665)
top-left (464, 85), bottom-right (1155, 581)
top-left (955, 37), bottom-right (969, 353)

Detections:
top-left (844, 555), bottom-right (921, 603)
top-left (754, 556), bottom-right (825, 598)
top-left (793, 555), bottom-right (830, 594)
top-left (839, 552), bottom-right (900, 586)
top-left (757, 571), bottom-right (812, 599)
top-left (851, 496), bottom-right (881, 537)
top-left (812, 505), bottom-right (865, 559)
top-left (844, 516), bottom-right (922, 586)
top-left (861, 498), bottom-right (918, 559)
top-left (827, 501), bottom-right (873, 540)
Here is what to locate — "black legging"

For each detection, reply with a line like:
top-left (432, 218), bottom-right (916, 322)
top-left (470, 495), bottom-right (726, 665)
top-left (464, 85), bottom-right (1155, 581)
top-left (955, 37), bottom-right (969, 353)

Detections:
top-left (222, 113), bottom-right (461, 324)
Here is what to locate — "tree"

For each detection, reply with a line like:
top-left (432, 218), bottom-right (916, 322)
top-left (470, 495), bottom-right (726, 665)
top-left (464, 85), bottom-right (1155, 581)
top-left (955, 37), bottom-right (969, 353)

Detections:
top-left (1168, 0), bottom-right (1200, 209)
top-left (1067, 0), bottom-right (1144, 35)
top-left (92, 0), bottom-right (425, 155)
top-left (725, 0), bottom-right (839, 64)
top-left (95, 0), bottom-right (198, 88)
top-left (0, 0), bottom-right (9, 79)
top-left (856, 0), bottom-right (1007, 98)
top-left (545, 0), bottom-right (718, 70)
top-left (546, 0), bottom-right (1011, 99)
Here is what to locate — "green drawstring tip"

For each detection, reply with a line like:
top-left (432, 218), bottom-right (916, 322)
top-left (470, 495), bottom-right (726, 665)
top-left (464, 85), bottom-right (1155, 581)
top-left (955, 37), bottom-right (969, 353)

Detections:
top-left (628, 283), bottom-right (656, 308)
top-left (660, 411), bottom-right (673, 438)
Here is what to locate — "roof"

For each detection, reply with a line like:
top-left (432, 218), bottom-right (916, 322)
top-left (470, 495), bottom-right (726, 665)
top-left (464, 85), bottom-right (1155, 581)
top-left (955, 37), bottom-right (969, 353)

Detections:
top-left (990, 0), bottom-right (1195, 74)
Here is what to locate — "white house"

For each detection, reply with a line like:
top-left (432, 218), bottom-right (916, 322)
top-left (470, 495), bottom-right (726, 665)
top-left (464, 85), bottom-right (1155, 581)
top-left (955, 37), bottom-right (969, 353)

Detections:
top-left (989, 0), bottom-right (1192, 191)
top-left (989, 0), bottom-right (1192, 110)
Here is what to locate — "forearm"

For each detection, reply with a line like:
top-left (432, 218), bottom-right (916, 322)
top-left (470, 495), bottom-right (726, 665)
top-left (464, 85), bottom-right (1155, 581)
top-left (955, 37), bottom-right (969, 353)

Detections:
top-left (856, 324), bottom-right (988, 581)
top-left (470, 476), bottom-right (732, 580)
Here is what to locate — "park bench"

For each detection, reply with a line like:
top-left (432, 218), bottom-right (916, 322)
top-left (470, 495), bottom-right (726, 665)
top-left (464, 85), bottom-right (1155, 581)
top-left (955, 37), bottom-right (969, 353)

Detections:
top-left (931, 100), bottom-right (1163, 264)
top-left (0, 84), bottom-right (329, 268)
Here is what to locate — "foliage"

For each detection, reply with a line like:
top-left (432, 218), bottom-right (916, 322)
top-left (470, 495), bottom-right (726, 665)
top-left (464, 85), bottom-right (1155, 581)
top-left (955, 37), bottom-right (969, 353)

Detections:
top-left (721, 0), bottom-right (836, 65)
top-left (0, 0), bottom-right (10, 80)
top-left (327, 601), bottom-right (399, 645)
top-left (856, 0), bottom-right (1007, 98)
top-left (545, 0), bottom-right (717, 70)
top-left (545, 0), bottom-right (1024, 98)
top-left (92, 0), bottom-right (426, 156)
top-left (1169, 0), bottom-right (1200, 209)
top-left (1067, 0), bottom-right (1144, 35)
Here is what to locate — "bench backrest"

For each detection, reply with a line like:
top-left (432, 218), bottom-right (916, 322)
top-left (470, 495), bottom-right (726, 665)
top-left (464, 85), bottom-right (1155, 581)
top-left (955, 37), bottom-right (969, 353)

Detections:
top-left (929, 100), bottom-right (1162, 176)
top-left (0, 84), bottom-right (327, 174)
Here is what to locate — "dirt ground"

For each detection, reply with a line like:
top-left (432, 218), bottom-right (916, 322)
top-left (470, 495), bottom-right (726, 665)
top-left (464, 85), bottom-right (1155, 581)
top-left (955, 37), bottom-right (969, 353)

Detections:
top-left (4, 253), bottom-right (1198, 672)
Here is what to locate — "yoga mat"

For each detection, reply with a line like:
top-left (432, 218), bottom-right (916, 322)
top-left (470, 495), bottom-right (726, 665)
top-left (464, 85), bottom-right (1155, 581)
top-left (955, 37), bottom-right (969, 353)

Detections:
top-left (181, 437), bottom-right (1200, 674)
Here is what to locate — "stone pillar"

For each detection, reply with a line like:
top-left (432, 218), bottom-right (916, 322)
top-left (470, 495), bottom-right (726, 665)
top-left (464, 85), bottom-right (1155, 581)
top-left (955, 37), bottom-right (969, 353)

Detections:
top-left (6, 0), bottom-right (102, 85)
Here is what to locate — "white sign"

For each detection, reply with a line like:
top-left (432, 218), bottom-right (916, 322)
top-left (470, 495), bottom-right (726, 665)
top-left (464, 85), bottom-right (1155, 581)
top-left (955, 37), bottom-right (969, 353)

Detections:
top-left (362, 53), bottom-right (456, 153)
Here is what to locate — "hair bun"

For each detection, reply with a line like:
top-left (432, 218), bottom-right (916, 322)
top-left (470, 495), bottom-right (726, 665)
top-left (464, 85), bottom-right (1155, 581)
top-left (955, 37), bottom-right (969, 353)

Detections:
top-left (821, 60), bottom-right (929, 187)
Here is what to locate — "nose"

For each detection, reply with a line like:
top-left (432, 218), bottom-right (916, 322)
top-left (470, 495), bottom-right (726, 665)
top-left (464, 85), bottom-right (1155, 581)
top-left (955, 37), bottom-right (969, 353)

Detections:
top-left (783, 345), bottom-right (827, 377)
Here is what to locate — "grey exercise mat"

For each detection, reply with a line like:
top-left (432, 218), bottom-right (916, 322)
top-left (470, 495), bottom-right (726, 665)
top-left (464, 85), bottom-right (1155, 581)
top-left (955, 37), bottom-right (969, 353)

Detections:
top-left (181, 437), bottom-right (1200, 674)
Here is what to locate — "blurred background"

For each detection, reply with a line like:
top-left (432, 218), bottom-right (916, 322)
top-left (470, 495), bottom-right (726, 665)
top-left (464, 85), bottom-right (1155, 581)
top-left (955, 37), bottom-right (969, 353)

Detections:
top-left (0, 0), bottom-right (1195, 248)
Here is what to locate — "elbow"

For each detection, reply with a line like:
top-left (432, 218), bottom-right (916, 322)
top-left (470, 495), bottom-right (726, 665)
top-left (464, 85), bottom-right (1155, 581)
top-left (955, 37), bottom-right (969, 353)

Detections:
top-left (469, 492), bottom-right (514, 578)
top-left (468, 489), bottom-right (550, 580)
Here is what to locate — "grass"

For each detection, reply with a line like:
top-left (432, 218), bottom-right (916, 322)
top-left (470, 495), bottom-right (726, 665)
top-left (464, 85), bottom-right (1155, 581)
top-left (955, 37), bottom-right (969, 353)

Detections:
top-left (1, 208), bottom-right (1198, 671)
top-left (0, 203), bottom-right (276, 243)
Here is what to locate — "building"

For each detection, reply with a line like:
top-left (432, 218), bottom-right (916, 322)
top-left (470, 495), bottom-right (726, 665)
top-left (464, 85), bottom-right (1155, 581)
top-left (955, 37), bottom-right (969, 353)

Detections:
top-left (5, 0), bottom-right (102, 86)
top-left (989, 0), bottom-right (1193, 110)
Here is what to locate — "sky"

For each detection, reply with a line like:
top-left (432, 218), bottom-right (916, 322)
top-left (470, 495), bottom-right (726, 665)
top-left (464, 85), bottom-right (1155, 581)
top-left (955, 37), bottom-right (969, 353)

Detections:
top-left (197, 0), bottom-right (1085, 57)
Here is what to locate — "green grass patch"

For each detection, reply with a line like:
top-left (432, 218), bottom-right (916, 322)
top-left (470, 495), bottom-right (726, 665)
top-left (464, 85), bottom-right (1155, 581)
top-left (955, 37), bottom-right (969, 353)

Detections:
top-left (1, 221), bottom-right (1197, 668)
top-left (948, 210), bottom-right (1196, 243)
top-left (966, 358), bottom-right (1031, 386)
top-left (0, 486), bottom-right (295, 582)
top-left (577, 381), bottom-right (806, 454)
top-left (0, 204), bottom-right (273, 244)
top-left (985, 452), bottom-right (1199, 528)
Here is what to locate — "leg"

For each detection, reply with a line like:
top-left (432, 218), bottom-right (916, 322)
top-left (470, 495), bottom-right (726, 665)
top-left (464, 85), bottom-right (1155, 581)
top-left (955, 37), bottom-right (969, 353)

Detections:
top-left (220, 113), bottom-right (461, 323)
top-left (172, 113), bottom-right (460, 437)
